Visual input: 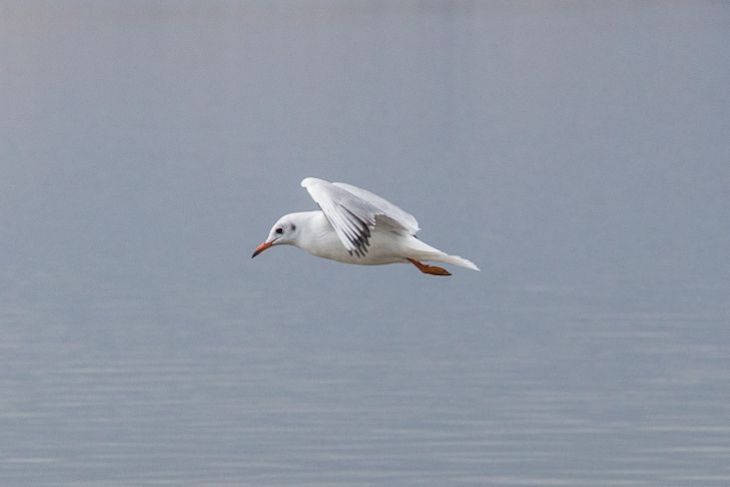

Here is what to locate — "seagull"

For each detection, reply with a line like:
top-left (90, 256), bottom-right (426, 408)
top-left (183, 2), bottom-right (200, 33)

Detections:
top-left (251, 177), bottom-right (479, 276)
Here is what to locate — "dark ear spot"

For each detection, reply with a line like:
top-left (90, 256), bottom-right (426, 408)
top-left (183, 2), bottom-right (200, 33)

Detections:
top-left (291, 224), bottom-right (296, 231)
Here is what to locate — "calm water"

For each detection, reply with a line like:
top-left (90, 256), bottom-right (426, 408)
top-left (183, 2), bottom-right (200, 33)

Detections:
top-left (2, 1), bottom-right (729, 485)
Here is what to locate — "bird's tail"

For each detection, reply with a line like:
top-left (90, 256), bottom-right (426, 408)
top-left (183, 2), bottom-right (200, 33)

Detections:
top-left (429, 253), bottom-right (480, 271)
top-left (405, 237), bottom-right (480, 271)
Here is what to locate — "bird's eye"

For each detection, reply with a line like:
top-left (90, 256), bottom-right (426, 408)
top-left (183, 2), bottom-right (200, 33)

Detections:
top-left (275, 227), bottom-right (283, 235)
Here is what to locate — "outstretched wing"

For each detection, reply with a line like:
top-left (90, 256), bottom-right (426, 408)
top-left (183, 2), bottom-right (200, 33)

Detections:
top-left (331, 181), bottom-right (420, 234)
top-left (301, 177), bottom-right (420, 257)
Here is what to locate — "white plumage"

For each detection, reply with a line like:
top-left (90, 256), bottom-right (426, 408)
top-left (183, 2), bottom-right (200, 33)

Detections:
top-left (252, 177), bottom-right (478, 276)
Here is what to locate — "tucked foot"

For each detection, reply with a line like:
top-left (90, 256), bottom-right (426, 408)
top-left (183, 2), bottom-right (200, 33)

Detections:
top-left (407, 258), bottom-right (452, 276)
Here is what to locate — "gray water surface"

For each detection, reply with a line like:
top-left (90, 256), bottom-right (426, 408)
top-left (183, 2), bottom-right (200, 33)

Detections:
top-left (2, 1), bottom-right (729, 485)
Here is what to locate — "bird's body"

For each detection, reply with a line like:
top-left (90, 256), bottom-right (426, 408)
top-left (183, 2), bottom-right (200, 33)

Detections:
top-left (252, 178), bottom-right (478, 276)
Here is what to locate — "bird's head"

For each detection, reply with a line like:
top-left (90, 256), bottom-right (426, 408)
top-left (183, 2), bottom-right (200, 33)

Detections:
top-left (251, 214), bottom-right (301, 258)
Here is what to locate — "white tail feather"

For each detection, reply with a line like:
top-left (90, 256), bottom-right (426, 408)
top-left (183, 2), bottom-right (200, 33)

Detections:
top-left (428, 253), bottom-right (480, 271)
top-left (405, 237), bottom-right (479, 271)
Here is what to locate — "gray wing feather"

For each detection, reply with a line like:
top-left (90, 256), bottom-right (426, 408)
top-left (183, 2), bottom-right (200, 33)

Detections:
top-left (301, 177), bottom-right (419, 257)
top-left (332, 182), bottom-right (420, 234)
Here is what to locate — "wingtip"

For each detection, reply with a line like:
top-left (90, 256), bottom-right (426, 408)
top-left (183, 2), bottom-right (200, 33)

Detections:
top-left (301, 177), bottom-right (325, 188)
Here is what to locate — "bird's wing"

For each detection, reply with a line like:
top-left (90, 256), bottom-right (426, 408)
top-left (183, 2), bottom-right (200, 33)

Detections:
top-left (301, 177), bottom-right (420, 257)
top-left (332, 181), bottom-right (420, 234)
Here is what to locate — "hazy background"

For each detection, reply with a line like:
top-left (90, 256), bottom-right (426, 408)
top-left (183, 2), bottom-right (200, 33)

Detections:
top-left (1, 1), bottom-right (729, 485)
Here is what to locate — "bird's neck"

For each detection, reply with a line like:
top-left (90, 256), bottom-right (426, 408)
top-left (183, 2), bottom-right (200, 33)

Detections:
top-left (291, 211), bottom-right (336, 255)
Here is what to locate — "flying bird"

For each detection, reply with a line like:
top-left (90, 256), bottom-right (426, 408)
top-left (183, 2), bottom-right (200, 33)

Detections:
top-left (252, 177), bottom-right (479, 276)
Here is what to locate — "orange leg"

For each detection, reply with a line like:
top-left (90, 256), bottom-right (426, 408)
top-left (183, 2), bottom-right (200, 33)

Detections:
top-left (407, 258), bottom-right (451, 276)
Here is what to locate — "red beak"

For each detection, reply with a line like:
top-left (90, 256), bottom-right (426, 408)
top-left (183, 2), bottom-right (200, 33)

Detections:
top-left (251, 241), bottom-right (274, 258)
